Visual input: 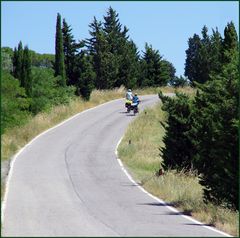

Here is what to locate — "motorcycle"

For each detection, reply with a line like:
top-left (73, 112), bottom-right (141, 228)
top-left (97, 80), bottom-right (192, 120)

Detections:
top-left (125, 99), bottom-right (139, 115)
top-left (125, 99), bottom-right (132, 113)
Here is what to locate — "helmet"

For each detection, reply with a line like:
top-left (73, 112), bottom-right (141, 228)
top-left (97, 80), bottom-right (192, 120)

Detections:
top-left (135, 93), bottom-right (138, 96)
top-left (128, 89), bottom-right (132, 92)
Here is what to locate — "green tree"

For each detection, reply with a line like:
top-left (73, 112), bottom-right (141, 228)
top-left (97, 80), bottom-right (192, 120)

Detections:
top-left (12, 41), bottom-right (24, 80)
top-left (169, 75), bottom-right (189, 88)
top-left (198, 26), bottom-right (212, 84)
top-left (62, 18), bottom-right (80, 86)
top-left (1, 71), bottom-right (30, 133)
top-left (103, 6), bottom-right (130, 88)
top-left (30, 50), bottom-right (55, 68)
top-left (86, 7), bottom-right (138, 89)
top-left (31, 67), bottom-right (75, 114)
top-left (209, 28), bottom-right (223, 73)
top-left (188, 50), bottom-right (239, 209)
top-left (222, 21), bottom-right (238, 64)
top-left (85, 17), bottom-right (109, 89)
top-left (159, 91), bottom-right (194, 170)
top-left (54, 13), bottom-right (66, 86)
top-left (117, 40), bottom-right (140, 89)
top-left (1, 48), bottom-right (13, 72)
top-left (12, 42), bottom-right (32, 98)
top-left (184, 34), bottom-right (201, 85)
top-left (139, 43), bottom-right (163, 87)
top-left (159, 60), bottom-right (176, 86)
top-left (22, 46), bottom-right (33, 97)
top-left (75, 52), bottom-right (96, 100)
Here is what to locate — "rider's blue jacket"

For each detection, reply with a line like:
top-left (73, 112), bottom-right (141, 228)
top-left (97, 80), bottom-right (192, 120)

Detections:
top-left (132, 96), bottom-right (139, 104)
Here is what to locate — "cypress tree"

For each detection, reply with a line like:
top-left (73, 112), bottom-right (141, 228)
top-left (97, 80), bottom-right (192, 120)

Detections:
top-left (12, 42), bottom-right (32, 97)
top-left (12, 41), bottom-right (24, 80)
top-left (55, 13), bottom-right (66, 86)
top-left (22, 46), bottom-right (32, 97)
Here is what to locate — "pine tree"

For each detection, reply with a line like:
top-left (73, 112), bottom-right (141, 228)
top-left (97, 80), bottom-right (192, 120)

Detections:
top-left (54, 13), bottom-right (66, 86)
top-left (103, 6), bottom-right (128, 53)
top-left (184, 34), bottom-right (201, 85)
top-left (159, 91), bottom-right (194, 170)
top-left (198, 26), bottom-right (212, 84)
top-left (85, 7), bottom-right (140, 89)
top-left (85, 17), bottom-right (109, 89)
top-left (209, 28), bottom-right (223, 73)
top-left (117, 40), bottom-right (140, 89)
top-left (139, 43), bottom-right (163, 87)
top-left (159, 60), bottom-right (176, 86)
top-left (185, 26), bottom-right (225, 85)
top-left (62, 18), bottom-right (79, 86)
top-left (222, 21), bottom-right (238, 64)
top-left (76, 52), bottom-right (96, 100)
top-left (188, 50), bottom-right (238, 208)
top-left (103, 7), bottom-right (129, 88)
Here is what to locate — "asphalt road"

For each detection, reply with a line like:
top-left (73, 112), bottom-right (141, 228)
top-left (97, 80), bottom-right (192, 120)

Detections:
top-left (2, 95), bottom-right (229, 237)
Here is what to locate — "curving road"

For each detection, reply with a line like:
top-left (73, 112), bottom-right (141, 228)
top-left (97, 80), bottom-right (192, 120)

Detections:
top-left (2, 95), bottom-right (229, 237)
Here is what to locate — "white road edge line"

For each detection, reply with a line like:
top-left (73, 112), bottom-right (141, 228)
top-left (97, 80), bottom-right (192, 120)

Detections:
top-left (115, 136), bottom-right (232, 237)
top-left (1, 98), bottom-right (123, 225)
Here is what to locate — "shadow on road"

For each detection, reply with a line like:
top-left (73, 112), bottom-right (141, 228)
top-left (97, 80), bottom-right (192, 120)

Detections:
top-left (137, 202), bottom-right (175, 207)
top-left (137, 202), bottom-right (193, 216)
top-left (120, 182), bottom-right (141, 187)
top-left (184, 223), bottom-right (214, 227)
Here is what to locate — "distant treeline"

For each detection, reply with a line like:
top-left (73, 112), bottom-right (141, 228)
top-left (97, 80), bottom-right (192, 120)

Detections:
top-left (2, 7), bottom-right (186, 134)
top-left (159, 22), bottom-right (239, 210)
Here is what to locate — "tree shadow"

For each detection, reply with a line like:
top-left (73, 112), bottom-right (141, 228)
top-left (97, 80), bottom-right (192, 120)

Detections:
top-left (137, 202), bottom-right (193, 216)
top-left (184, 223), bottom-right (214, 227)
top-left (137, 202), bottom-right (176, 207)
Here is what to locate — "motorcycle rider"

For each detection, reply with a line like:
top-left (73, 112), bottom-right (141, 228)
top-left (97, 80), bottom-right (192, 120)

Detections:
top-left (126, 89), bottom-right (133, 101)
top-left (132, 93), bottom-right (140, 105)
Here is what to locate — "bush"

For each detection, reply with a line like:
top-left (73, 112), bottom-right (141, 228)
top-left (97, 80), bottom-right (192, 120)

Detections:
top-left (1, 71), bottom-right (30, 133)
top-left (31, 67), bottom-right (75, 114)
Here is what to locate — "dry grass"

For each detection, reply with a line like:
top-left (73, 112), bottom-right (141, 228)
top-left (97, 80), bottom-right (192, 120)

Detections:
top-left (118, 101), bottom-right (239, 237)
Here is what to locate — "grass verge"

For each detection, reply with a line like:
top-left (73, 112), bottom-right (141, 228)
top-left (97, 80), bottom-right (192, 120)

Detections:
top-left (118, 100), bottom-right (239, 237)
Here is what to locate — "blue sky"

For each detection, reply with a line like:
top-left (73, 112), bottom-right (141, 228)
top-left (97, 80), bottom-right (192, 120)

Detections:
top-left (1, 1), bottom-right (239, 76)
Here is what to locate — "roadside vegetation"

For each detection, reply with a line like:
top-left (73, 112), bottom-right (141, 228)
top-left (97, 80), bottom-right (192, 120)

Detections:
top-left (119, 20), bottom-right (238, 236)
top-left (118, 101), bottom-right (239, 236)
